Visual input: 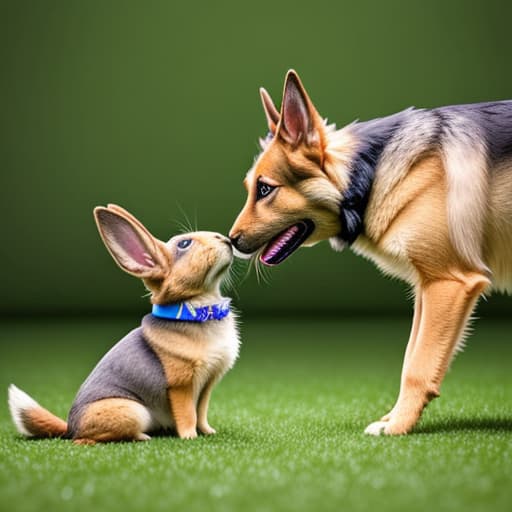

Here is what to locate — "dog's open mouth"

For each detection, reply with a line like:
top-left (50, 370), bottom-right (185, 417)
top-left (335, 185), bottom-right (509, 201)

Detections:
top-left (259, 220), bottom-right (315, 266)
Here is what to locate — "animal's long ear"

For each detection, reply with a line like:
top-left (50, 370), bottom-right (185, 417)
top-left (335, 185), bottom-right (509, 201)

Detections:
top-left (105, 203), bottom-right (155, 240)
top-left (94, 206), bottom-right (167, 279)
top-left (277, 70), bottom-right (324, 148)
top-left (260, 87), bottom-right (280, 134)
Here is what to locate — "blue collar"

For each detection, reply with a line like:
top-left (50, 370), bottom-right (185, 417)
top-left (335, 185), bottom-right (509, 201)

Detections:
top-left (152, 299), bottom-right (231, 323)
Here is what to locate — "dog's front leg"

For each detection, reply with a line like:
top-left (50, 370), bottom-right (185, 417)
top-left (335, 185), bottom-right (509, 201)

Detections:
top-left (169, 385), bottom-right (198, 439)
top-left (366, 272), bottom-right (489, 436)
top-left (379, 287), bottom-right (423, 422)
top-left (197, 378), bottom-right (217, 435)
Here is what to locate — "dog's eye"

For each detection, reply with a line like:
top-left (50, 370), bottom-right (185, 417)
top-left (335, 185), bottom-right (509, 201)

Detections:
top-left (256, 180), bottom-right (276, 200)
top-left (177, 239), bottom-right (193, 250)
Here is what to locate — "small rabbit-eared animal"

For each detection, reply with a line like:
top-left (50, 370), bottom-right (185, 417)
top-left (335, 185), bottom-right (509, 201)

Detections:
top-left (8, 204), bottom-right (240, 444)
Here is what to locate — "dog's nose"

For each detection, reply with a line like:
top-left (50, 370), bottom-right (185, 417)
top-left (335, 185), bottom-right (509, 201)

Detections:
top-left (229, 234), bottom-right (241, 250)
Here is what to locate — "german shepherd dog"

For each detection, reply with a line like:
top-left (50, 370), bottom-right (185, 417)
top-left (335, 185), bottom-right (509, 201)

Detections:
top-left (229, 70), bottom-right (512, 435)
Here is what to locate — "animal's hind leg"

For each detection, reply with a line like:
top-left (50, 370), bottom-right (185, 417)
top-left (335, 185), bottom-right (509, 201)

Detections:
top-left (73, 398), bottom-right (153, 444)
top-left (366, 271), bottom-right (489, 436)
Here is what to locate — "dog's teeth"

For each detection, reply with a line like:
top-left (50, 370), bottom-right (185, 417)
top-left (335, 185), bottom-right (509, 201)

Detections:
top-left (263, 224), bottom-right (302, 262)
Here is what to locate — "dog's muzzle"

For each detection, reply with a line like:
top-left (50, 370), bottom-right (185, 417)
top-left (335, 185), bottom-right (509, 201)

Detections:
top-left (229, 234), bottom-right (257, 259)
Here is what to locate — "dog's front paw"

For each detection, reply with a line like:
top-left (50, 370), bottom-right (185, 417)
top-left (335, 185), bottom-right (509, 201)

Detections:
top-left (364, 418), bottom-right (414, 436)
top-left (364, 420), bottom-right (388, 436)
top-left (179, 429), bottom-right (198, 440)
top-left (198, 423), bottom-right (216, 435)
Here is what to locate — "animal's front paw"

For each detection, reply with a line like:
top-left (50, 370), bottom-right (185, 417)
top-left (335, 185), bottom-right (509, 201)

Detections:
top-left (179, 429), bottom-right (198, 440)
top-left (198, 423), bottom-right (216, 435)
top-left (379, 408), bottom-right (396, 422)
top-left (364, 417), bottom-right (415, 436)
top-left (364, 420), bottom-right (389, 436)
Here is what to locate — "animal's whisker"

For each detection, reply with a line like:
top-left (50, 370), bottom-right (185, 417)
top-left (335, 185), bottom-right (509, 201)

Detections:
top-left (174, 203), bottom-right (195, 233)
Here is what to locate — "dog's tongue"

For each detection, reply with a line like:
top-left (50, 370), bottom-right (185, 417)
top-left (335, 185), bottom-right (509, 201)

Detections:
top-left (260, 225), bottom-right (300, 265)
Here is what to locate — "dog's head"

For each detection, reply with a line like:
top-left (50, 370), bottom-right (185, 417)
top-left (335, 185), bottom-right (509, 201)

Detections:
top-left (229, 70), bottom-right (350, 266)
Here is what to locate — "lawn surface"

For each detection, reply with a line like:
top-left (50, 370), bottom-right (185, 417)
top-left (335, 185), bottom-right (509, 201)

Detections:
top-left (0, 316), bottom-right (510, 512)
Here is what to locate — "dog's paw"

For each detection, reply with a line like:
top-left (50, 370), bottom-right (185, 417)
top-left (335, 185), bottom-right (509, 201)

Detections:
top-left (179, 429), bottom-right (198, 440)
top-left (365, 419), bottom-right (413, 436)
top-left (364, 420), bottom-right (388, 436)
top-left (136, 433), bottom-right (151, 441)
top-left (379, 409), bottom-right (395, 422)
top-left (198, 423), bottom-right (216, 435)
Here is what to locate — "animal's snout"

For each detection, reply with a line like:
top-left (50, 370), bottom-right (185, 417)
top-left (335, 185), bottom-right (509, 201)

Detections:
top-left (230, 233), bottom-right (253, 254)
top-left (214, 234), bottom-right (232, 248)
top-left (229, 233), bottom-right (257, 258)
top-left (229, 233), bottom-right (241, 249)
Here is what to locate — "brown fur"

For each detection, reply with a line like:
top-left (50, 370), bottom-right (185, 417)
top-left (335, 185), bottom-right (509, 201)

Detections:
top-left (67, 206), bottom-right (239, 443)
top-left (230, 70), bottom-right (494, 435)
top-left (94, 205), bottom-right (229, 305)
top-left (9, 206), bottom-right (239, 444)
top-left (143, 316), bottom-right (236, 437)
top-left (20, 407), bottom-right (67, 438)
top-left (168, 386), bottom-right (197, 439)
top-left (74, 398), bottom-right (151, 444)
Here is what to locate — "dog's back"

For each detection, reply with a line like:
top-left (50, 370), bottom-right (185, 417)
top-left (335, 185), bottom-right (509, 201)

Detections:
top-left (454, 101), bottom-right (512, 291)
top-left (358, 100), bottom-right (512, 290)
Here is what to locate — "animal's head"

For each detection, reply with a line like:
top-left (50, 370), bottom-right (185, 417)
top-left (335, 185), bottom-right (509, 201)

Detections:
top-left (229, 70), bottom-right (348, 266)
top-left (94, 205), bottom-right (233, 304)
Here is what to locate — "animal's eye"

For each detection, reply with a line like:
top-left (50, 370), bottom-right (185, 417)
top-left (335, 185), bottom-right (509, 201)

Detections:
top-left (256, 180), bottom-right (276, 200)
top-left (177, 239), bottom-right (193, 250)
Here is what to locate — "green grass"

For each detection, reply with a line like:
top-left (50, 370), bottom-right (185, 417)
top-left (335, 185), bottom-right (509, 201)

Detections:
top-left (0, 316), bottom-right (511, 512)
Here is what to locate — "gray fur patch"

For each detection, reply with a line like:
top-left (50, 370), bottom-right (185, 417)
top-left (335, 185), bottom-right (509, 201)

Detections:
top-left (67, 319), bottom-right (169, 437)
top-left (434, 101), bottom-right (512, 164)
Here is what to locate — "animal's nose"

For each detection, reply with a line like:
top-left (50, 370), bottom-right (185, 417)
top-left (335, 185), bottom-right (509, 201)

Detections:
top-left (229, 233), bottom-right (241, 250)
top-left (215, 234), bottom-right (231, 246)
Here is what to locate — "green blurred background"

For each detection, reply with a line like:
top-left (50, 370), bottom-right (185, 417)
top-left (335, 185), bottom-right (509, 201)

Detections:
top-left (1, 0), bottom-right (511, 317)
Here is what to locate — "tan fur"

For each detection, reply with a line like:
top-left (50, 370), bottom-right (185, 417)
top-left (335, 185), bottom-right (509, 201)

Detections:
top-left (76, 207), bottom-right (240, 442)
top-left (168, 386), bottom-right (198, 439)
top-left (367, 272), bottom-right (489, 435)
top-left (357, 157), bottom-right (492, 432)
top-left (71, 306), bottom-right (239, 444)
top-left (20, 407), bottom-right (67, 438)
top-left (485, 161), bottom-right (512, 292)
top-left (74, 398), bottom-right (152, 444)
top-left (232, 140), bottom-right (342, 251)
top-left (95, 206), bottom-right (231, 305)
top-left (231, 70), bottom-right (502, 435)
top-left (143, 313), bottom-right (238, 436)
top-left (196, 378), bottom-right (218, 435)
top-left (9, 206), bottom-right (239, 444)
top-left (357, 155), bottom-right (468, 284)
top-left (442, 116), bottom-right (489, 273)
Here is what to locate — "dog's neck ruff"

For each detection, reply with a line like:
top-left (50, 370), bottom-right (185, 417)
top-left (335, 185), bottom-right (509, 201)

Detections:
top-left (152, 299), bottom-right (231, 322)
top-left (334, 113), bottom-right (405, 246)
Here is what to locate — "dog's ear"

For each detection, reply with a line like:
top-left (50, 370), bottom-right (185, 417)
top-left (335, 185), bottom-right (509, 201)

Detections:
top-left (260, 87), bottom-right (280, 134)
top-left (94, 206), bottom-right (167, 279)
top-left (277, 70), bottom-right (324, 148)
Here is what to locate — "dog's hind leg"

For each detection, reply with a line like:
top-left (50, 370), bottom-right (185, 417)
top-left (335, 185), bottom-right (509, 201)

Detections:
top-left (366, 271), bottom-right (489, 436)
top-left (72, 398), bottom-right (153, 444)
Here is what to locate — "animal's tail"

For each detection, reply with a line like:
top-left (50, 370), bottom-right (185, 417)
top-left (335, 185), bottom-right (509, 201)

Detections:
top-left (8, 384), bottom-right (67, 438)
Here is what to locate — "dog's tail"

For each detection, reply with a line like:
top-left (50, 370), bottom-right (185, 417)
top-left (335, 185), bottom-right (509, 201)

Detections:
top-left (8, 384), bottom-right (67, 438)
